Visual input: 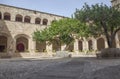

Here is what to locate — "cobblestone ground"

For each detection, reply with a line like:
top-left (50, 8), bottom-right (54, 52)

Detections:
top-left (0, 57), bottom-right (120, 79)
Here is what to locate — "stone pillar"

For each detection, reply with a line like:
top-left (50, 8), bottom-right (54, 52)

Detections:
top-left (11, 14), bottom-right (15, 21)
top-left (74, 39), bottom-right (79, 54)
top-left (1, 12), bottom-right (3, 19)
top-left (61, 44), bottom-right (66, 51)
top-left (115, 33), bottom-right (120, 48)
top-left (83, 38), bottom-right (88, 53)
top-left (31, 16), bottom-right (35, 24)
top-left (31, 40), bottom-right (36, 54)
top-left (28, 37), bottom-right (33, 54)
top-left (46, 41), bottom-right (52, 56)
top-left (92, 38), bottom-right (97, 51)
top-left (7, 36), bottom-right (14, 56)
top-left (105, 39), bottom-right (108, 48)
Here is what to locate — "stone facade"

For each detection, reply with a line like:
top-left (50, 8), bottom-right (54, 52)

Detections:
top-left (0, 4), bottom-right (119, 58)
top-left (111, 0), bottom-right (120, 7)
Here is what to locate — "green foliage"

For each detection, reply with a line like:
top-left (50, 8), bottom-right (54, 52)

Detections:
top-left (33, 18), bottom-right (88, 45)
top-left (74, 3), bottom-right (120, 48)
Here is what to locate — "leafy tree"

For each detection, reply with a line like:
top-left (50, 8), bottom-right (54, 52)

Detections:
top-left (74, 3), bottom-right (120, 48)
top-left (33, 18), bottom-right (88, 50)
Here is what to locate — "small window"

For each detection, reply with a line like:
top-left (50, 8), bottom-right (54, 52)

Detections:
top-left (24, 16), bottom-right (31, 23)
top-left (43, 19), bottom-right (48, 25)
top-left (35, 18), bottom-right (41, 24)
top-left (16, 14), bottom-right (23, 22)
top-left (4, 12), bottom-right (11, 20)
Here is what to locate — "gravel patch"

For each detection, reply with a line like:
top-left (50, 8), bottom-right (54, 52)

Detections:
top-left (0, 58), bottom-right (120, 79)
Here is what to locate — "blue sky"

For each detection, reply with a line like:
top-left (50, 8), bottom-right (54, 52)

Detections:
top-left (0, 0), bottom-right (111, 17)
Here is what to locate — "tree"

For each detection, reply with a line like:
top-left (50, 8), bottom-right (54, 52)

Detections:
top-left (74, 3), bottom-right (120, 48)
top-left (33, 18), bottom-right (88, 50)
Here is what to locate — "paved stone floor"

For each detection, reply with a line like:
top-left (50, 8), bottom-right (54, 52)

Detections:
top-left (0, 57), bottom-right (120, 79)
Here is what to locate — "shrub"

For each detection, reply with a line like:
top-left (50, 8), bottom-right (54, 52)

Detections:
top-left (96, 48), bottom-right (120, 58)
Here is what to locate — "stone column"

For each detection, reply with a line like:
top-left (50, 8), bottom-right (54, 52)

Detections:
top-left (74, 39), bottom-right (79, 54)
top-left (83, 38), bottom-right (88, 53)
top-left (11, 14), bottom-right (15, 21)
top-left (46, 41), bottom-right (53, 56)
top-left (92, 38), bottom-right (97, 51)
top-left (30, 40), bottom-right (36, 54)
top-left (28, 37), bottom-right (33, 54)
top-left (31, 16), bottom-right (35, 24)
top-left (61, 44), bottom-right (66, 51)
top-left (115, 33), bottom-right (120, 48)
top-left (1, 12), bottom-right (3, 19)
top-left (105, 39), bottom-right (108, 48)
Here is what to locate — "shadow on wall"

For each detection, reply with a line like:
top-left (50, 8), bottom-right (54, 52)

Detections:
top-left (0, 20), bottom-right (22, 58)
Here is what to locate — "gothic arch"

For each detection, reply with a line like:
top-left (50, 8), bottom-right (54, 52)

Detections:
top-left (15, 34), bottom-right (30, 52)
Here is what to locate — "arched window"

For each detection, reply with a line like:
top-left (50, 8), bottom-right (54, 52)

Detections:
top-left (43, 19), bottom-right (48, 25)
top-left (24, 16), bottom-right (31, 23)
top-left (4, 12), bottom-right (11, 20)
top-left (15, 14), bottom-right (23, 22)
top-left (0, 12), bottom-right (2, 19)
top-left (35, 18), bottom-right (41, 24)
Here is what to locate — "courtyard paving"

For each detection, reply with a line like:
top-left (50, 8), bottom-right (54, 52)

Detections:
top-left (0, 57), bottom-right (120, 79)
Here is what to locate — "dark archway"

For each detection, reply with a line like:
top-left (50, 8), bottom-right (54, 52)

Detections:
top-left (16, 14), bottom-right (23, 22)
top-left (0, 36), bottom-right (7, 52)
top-left (35, 18), bottom-right (41, 24)
top-left (24, 16), bottom-right (31, 23)
top-left (43, 19), bottom-right (48, 25)
top-left (97, 38), bottom-right (105, 51)
top-left (16, 37), bottom-right (28, 52)
top-left (88, 40), bottom-right (93, 50)
top-left (36, 41), bottom-right (46, 52)
top-left (17, 43), bottom-right (25, 52)
top-left (52, 39), bottom-right (61, 52)
top-left (78, 40), bottom-right (83, 51)
top-left (4, 12), bottom-right (11, 20)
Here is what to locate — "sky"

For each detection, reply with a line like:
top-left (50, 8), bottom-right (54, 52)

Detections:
top-left (0, 0), bottom-right (111, 17)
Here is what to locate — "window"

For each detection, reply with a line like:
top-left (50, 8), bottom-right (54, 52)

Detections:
top-left (43, 19), bottom-right (48, 25)
top-left (24, 16), bottom-right (31, 23)
top-left (35, 18), bottom-right (41, 24)
top-left (4, 12), bottom-right (11, 20)
top-left (16, 14), bottom-right (23, 22)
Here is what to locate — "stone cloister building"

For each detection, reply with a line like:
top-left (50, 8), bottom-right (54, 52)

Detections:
top-left (0, 4), bottom-right (120, 57)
